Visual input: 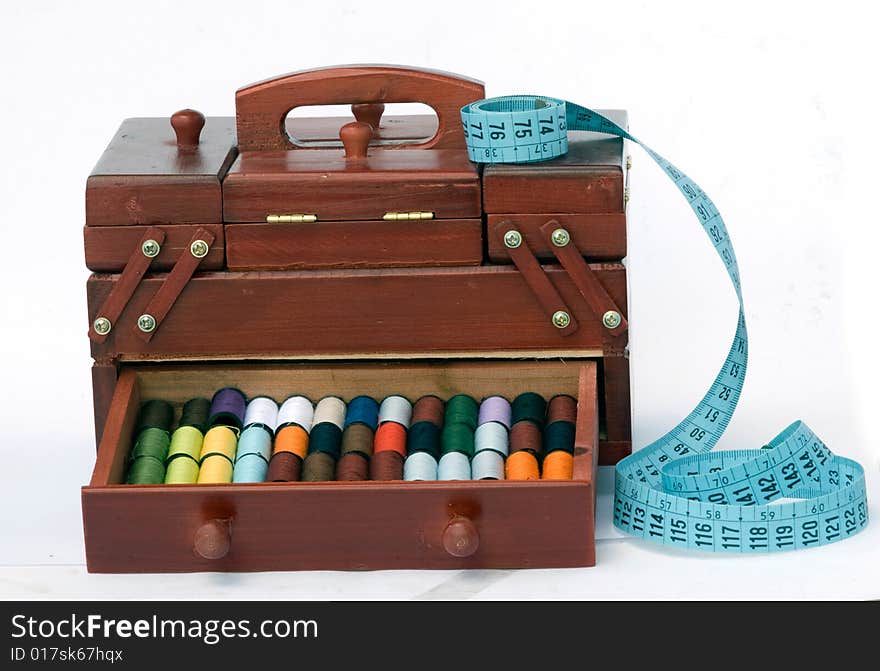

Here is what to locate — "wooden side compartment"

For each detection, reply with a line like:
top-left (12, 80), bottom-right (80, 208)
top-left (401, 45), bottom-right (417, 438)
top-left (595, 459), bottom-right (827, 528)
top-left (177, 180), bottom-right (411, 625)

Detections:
top-left (82, 359), bottom-right (599, 572)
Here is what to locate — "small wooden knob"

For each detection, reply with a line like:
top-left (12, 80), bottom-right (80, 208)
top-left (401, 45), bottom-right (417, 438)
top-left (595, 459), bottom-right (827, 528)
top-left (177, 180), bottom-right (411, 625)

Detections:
top-left (194, 519), bottom-right (231, 560)
top-left (339, 121), bottom-right (372, 159)
top-left (351, 103), bottom-right (385, 131)
top-left (442, 516), bottom-right (479, 558)
top-left (171, 108), bottom-right (205, 148)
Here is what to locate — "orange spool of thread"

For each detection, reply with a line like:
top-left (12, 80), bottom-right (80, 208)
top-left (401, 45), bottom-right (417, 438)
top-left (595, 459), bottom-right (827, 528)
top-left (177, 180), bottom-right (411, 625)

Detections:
top-left (541, 450), bottom-right (574, 480)
top-left (373, 422), bottom-right (407, 457)
top-left (274, 424), bottom-right (309, 459)
top-left (506, 449), bottom-right (540, 480)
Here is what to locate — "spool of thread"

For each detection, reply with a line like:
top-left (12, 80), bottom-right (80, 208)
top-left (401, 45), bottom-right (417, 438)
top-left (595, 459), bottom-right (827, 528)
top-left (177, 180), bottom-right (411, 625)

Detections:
top-left (274, 424), bottom-right (309, 459)
top-left (236, 425), bottom-right (272, 461)
top-left (243, 396), bottom-right (278, 433)
top-left (444, 394), bottom-right (478, 429)
top-left (134, 399), bottom-right (174, 435)
top-left (179, 397), bottom-right (211, 432)
top-left (478, 395), bottom-right (511, 429)
top-left (165, 425), bottom-right (204, 483)
top-left (547, 394), bottom-right (578, 424)
top-left (544, 420), bottom-right (576, 455)
top-left (197, 425), bottom-right (238, 484)
top-left (340, 422), bottom-right (375, 458)
top-left (164, 455), bottom-right (200, 484)
top-left (126, 455), bottom-right (166, 484)
top-left (378, 395), bottom-right (412, 427)
top-left (506, 450), bottom-right (540, 480)
top-left (374, 422), bottom-right (407, 457)
top-left (441, 423), bottom-right (475, 458)
top-left (542, 450), bottom-right (574, 480)
top-left (277, 395), bottom-right (314, 432)
top-left (370, 450), bottom-right (404, 481)
top-left (411, 395), bottom-right (444, 427)
top-left (303, 451), bottom-right (338, 481)
top-left (336, 452), bottom-right (369, 481)
top-left (511, 392), bottom-right (547, 428)
top-left (308, 422), bottom-right (343, 459)
top-left (312, 396), bottom-right (347, 430)
top-left (472, 449), bottom-right (505, 480)
top-left (233, 453), bottom-right (269, 483)
top-left (510, 420), bottom-right (543, 456)
top-left (344, 396), bottom-right (379, 431)
top-left (197, 454), bottom-right (234, 483)
top-left (209, 387), bottom-right (247, 429)
top-left (438, 451), bottom-right (471, 480)
top-left (130, 427), bottom-right (171, 462)
top-left (406, 421), bottom-right (441, 460)
top-left (474, 422), bottom-right (509, 456)
top-left (404, 451), bottom-right (438, 481)
top-left (267, 451), bottom-right (302, 482)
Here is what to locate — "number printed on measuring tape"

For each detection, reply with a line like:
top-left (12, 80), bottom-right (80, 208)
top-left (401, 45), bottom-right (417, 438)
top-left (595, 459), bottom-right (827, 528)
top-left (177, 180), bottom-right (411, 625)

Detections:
top-left (461, 95), bottom-right (868, 552)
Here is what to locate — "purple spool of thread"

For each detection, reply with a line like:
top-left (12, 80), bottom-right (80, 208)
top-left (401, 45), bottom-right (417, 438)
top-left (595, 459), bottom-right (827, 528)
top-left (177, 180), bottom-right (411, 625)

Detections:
top-left (478, 395), bottom-right (511, 430)
top-left (209, 387), bottom-right (247, 429)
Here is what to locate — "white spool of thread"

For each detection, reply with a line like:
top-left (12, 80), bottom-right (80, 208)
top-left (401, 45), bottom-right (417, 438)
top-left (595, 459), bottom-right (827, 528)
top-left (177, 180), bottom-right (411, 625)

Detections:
top-left (471, 450), bottom-right (505, 480)
top-left (438, 451), bottom-right (472, 481)
top-left (277, 395), bottom-right (315, 433)
top-left (312, 396), bottom-right (347, 430)
top-left (474, 422), bottom-right (509, 456)
top-left (378, 395), bottom-right (413, 428)
top-left (403, 451), bottom-right (438, 481)
top-left (243, 396), bottom-right (279, 432)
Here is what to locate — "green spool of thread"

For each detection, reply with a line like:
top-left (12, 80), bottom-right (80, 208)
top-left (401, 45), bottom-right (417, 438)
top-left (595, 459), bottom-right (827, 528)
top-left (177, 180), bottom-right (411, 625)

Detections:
top-left (126, 455), bottom-right (166, 484)
top-left (134, 399), bottom-right (174, 434)
top-left (166, 425), bottom-right (204, 461)
top-left (179, 397), bottom-right (211, 433)
top-left (511, 392), bottom-right (547, 428)
top-left (444, 394), bottom-right (478, 429)
top-left (130, 427), bottom-right (171, 462)
top-left (164, 455), bottom-right (200, 484)
top-left (441, 423), bottom-right (475, 458)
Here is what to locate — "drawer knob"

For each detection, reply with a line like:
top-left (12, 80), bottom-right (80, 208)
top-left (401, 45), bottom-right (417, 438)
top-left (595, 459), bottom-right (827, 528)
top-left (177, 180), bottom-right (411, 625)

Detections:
top-left (194, 519), bottom-right (231, 560)
top-left (442, 516), bottom-right (479, 558)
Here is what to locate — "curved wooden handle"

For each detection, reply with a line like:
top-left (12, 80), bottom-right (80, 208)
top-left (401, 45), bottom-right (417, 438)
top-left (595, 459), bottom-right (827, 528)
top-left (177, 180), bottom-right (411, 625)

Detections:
top-left (235, 65), bottom-right (485, 152)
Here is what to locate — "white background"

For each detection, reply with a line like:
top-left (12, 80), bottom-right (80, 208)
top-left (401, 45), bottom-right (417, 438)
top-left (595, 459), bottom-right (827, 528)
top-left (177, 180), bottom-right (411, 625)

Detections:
top-left (1, 0), bottom-right (878, 599)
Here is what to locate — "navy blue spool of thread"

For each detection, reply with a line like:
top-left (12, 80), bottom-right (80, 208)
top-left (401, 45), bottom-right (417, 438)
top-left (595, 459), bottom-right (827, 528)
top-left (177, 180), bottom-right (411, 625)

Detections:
top-left (344, 396), bottom-right (379, 431)
top-left (407, 421), bottom-right (442, 460)
top-left (209, 387), bottom-right (247, 429)
top-left (308, 422), bottom-right (343, 460)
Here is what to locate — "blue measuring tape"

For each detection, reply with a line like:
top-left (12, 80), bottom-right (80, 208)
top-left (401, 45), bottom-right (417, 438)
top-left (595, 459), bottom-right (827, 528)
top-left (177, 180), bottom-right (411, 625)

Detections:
top-left (461, 95), bottom-right (868, 553)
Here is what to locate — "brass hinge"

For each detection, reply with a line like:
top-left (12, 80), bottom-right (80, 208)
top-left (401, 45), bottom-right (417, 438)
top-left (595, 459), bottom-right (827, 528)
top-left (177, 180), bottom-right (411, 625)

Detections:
top-left (267, 214), bottom-right (318, 223)
top-left (382, 211), bottom-right (435, 221)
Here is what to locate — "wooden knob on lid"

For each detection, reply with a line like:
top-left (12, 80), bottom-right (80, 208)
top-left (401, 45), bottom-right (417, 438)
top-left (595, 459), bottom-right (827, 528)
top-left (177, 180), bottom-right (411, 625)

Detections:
top-left (171, 108), bottom-right (205, 148)
top-left (339, 121), bottom-right (372, 159)
top-left (351, 102), bottom-right (385, 130)
top-left (442, 516), bottom-right (480, 558)
top-left (193, 519), bottom-right (231, 560)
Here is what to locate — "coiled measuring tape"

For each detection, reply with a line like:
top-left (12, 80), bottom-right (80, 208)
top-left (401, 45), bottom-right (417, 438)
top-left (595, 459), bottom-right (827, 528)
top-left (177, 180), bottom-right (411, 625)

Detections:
top-left (461, 95), bottom-right (868, 552)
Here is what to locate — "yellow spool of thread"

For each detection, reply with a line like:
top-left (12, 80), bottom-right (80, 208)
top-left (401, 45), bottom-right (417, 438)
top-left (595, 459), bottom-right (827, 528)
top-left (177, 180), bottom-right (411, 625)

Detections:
top-left (197, 426), bottom-right (238, 484)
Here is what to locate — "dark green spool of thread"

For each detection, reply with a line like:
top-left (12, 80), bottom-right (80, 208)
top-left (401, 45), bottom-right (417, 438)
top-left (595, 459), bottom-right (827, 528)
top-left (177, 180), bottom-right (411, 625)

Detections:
top-left (544, 420), bottom-right (576, 455)
top-left (179, 397), bottom-right (211, 432)
top-left (444, 394), bottom-right (478, 429)
top-left (441, 423), bottom-right (475, 458)
top-left (511, 392), bottom-right (547, 428)
top-left (309, 423), bottom-right (343, 459)
top-left (130, 427), bottom-right (171, 462)
top-left (407, 421), bottom-right (441, 460)
top-left (126, 455), bottom-right (166, 484)
top-left (135, 400), bottom-right (174, 434)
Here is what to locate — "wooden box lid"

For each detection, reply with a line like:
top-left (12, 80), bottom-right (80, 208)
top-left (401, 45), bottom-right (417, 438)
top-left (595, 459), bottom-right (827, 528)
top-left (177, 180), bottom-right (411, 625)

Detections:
top-left (222, 66), bottom-right (485, 223)
top-left (86, 112), bottom-right (237, 226)
top-left (482, 109), bottom-right (628, 214)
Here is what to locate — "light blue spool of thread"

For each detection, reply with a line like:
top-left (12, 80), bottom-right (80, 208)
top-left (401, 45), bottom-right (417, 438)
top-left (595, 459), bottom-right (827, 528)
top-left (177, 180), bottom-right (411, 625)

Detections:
top-left (233, 425), bottom-right (272, 482)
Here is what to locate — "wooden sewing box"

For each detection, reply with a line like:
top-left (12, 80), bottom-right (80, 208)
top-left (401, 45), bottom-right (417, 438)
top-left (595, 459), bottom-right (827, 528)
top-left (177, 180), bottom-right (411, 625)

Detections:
top-left (82, 65), bottom-right (631, 572)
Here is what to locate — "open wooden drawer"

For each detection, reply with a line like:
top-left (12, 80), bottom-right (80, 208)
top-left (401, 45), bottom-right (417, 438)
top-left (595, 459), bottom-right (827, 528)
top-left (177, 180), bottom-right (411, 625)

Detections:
top-left (82, 359), bottom-right (599, 572)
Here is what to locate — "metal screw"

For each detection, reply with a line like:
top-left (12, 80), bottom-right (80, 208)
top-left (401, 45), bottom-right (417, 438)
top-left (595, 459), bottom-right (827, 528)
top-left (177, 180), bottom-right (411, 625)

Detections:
top-left (190, 239), bottom-right (209, 258)
top-left (626, 154), bottom-right (632, 170)
top-left (603, 310), bottom-right (622, 329)
top-left (137, 314), bottom-right (156, 333)
top-left (624, 186), bottom-right (631, 204)
top-left (552, 310), bottom-right (571, 329)
top-left (141, 239), bottom-right (160, 258)
top-left (503, 230), bottom-right (522, 249)
top-left (551, 228), bottom-right (570, 247)
top-left (93, 317), bottom-right (111, 335)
